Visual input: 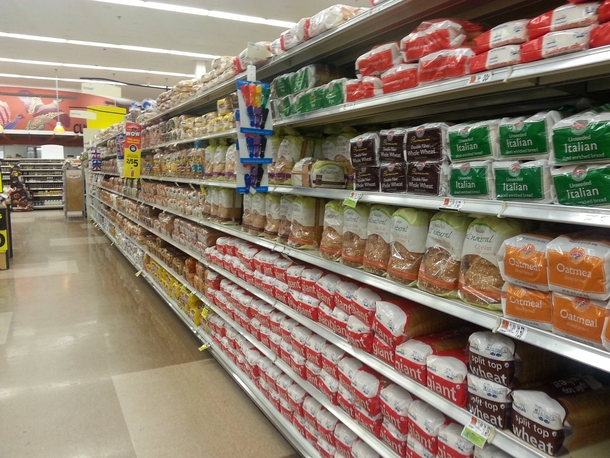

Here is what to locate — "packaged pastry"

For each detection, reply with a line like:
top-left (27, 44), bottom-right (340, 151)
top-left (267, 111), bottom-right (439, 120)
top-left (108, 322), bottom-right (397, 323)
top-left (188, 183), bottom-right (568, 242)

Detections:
top-left (249, 192), bottom-right (267, 236)
top-left (449, 161), bottom-right (494, 199)
top-left (405, 123), bottom-right (450, 162)
top-left (498, 233), bottom-right (553, 291)
top-left (379, 129), bottom-right (407, 162)
top-left (494, 160), bottom-right (554, 203)
top-left (320, 200), bottom-right (344, 261)
top-left (356, 42), bottom-right (402, 77)
top-left (552, 163), bottom-right (610, 207)
top-left (448, 120), bottom-right (501, 162)
top-left (469, 45), bottom-right (521, 74)
top-left (264, 193), bottom-right (281, 239)
top-left (288, 196), bottom-right (323, 250)
top-left (380, 162), bottom-right (407, 193)
top-left (341, 203), bottom-right (370, 268)
top-left (473, 19), bottom-right (530, 54)
top-left (350, 133), bottom-right (381, 167)
top-left (418, 48), bottom-right (475, 84)
top-left (521, 27), bottom-right (592, 64)
top-left (406, 161), bottom-right (449, 196)
top-left (502, 283), bottom-right (553, 330)
top-left (354, 166), bottom-right (380, 192)
top-left (527, 3), bottom-right (599, 39)
top-left (499, 111), bottom-right (562, 160)
top-left (388, 208), bottom-right (432, 285)
top-left (418, 211), bottom-right (475, 298)
top-left (380, 64), bottom-right (419, 94)
top-left (458, 216), bottom-right (525, 309)
top-left (363, 204), bottom-right (397, 275)
top-left (278, 195), bottom-right (296, 243)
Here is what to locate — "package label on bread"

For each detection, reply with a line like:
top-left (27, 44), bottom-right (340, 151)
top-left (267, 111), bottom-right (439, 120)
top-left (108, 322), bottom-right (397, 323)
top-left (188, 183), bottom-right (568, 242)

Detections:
top-left (450, 161), bottom-right (493, 198)
top-left (493, 160), bottom-right (552, 202)
top-left (552, 111), bottom-right (610, 164)
top-left (552, 163), bottom-right (610, 207)
top-left (499, 233), bottom-right (552, 290)
top-left (546, 235), bottom-right (610, 300)
top-left (407, 161), bottom-right (449, 196)
top-left (527, 3), bottom-right (599, 40)
top-left (408, 400), bottom-right (447, 454)
top-left (500, 112), bottom-right (561, 160)
top-left (380, 129), bottom-right (407, 162)
top-left (427, 354), bottom-right (469, 406)
top-left (310, 161), bottom-right (347, 188)
top-left (380, 162), bottom-right (407, 193)
top-left (449, 121), bottom-right (500, 162)
top-left (425, 212), bottom-right (473, 260)
top-left (502, 284), bottom-right (553, 330)
top-left (350, 133), bottom-right (380, 167)
top-left (366, 205), bottom-right (394, 244)
top-left (468, 331), bottom-right (517, 386)
top-left (354, 166), bottom-right (380, 191)
top-left (470, 45), bottom-right (521, 74)
top-left (467, 374), bottom-right (512, 430)
top-left (388, 208), bottom-right (431, 284)
top-left (343, 205), bottom-right (370, 240)
top-left (324, 78), bottom-right (347, 107)
top-left (405, 124), bottom-right (449, 162)
top-left (523, 26), bottom-right (591, 64)
top-left (552, 292), bottom-right (608, 346)
top-left (474, 20), bottom-right (529, 53)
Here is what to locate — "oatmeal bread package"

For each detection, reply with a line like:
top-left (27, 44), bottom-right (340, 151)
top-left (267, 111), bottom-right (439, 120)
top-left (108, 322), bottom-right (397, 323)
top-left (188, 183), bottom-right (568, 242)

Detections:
top-left (350, 132), bottom-right (381, 167)
top-left (288, 196), bottom-right (324, 250)
top-left (320, 200), bottom-right (344, 261)
top-left (418, 211), bottom-right (475, 298)
top-left (341, 203), bottom-right (370, 268)
top-left (499, 111), bottom-right (562, 160)
top-left (473, 19), bottom-right (529, 54)
top-left (527, 3), bottom-right (600, 40)
top-left (405, 123), bottom-right (450, 162)
top-left (407, 400), bottom-right (448, 454)
top-left (449, 161), bottom-right (495, 199)
top-left (494, 160), bottom-right (554, 203)
top-left (387, 208), bottom-right (432, 286)
top-left (438, 423), bottom-right (475, 458)
top-left (552, 292), bottom-right (609, 347)
top-left (467, 373), bottom-right (512, 429)
top-left (498, 233), bottom-right (552, 291)
top-left (379, 129), bottom-right (407, 162)
top-left (469, 45), bottom-right (521, 74)
top-left (406, 161), bottom-right (450, 196)
top-left (278, 195), bottom-right (296, 243)
top-left (354, 166), bottom-right (381, 192)
top-left (551, 163), bottom-right (610, 207)
top-left (263, 193), bottom-right (281, 239)
top-left (449, 120), bottom-right (501, 162)
top-left (502, 283), bottom-right (553, 331)
top-left (458, 216), bottom-right (526, 309)
top-left (521, 26), bottom-right (592, 64)
top-left (249, 192), bottom-right (267, 236)
top-left (380, 162), bottom-right (407, 193)
top-left (363, 204), bottom-right (397, 275)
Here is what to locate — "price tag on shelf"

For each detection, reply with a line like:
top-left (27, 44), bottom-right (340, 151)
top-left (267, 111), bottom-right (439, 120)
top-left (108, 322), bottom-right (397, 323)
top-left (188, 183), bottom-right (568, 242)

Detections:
top-left (343, 191), bottom-right (363, 208)
top-left (200, 186), bottom-right (207, 196)
top-left (497, 318), bottom-right (527, 340)
top-left (342, 102), bottom-right (356, 111)
top-left (461, 417), bottom-right (494, 448)
top-left (439, 198), bottom-right (464, 211)
top-left (468, 71), bottom-right (492, 85)
top-left (135, 271), bottom-right (142, 277)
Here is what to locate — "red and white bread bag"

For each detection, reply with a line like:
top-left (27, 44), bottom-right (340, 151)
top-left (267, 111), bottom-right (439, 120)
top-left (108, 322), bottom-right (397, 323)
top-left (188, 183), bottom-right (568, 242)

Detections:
top-left (380, 419), bottom-right (408, 456)
top-left (291, 325), bottom-right (313, 357)
top-left (380, 383), bottom-right (414, 435)
top-left (469, 45), bottom-right (521, 74)
top-left (473, 20), bottom-right (529, 54)
top-left (591, 20), bottom-right (610, 46)
top-left (296, 293), bottom-right (321, 321)
top-left (277, 374), bottom-right (294, 401)
top-left (401, 19), bottom-right (475, 62)
top-left (334, 279), bottom-right (359, 314)
top-left (352, 286), bottom-right (385, 325)
top-left (356, 42), bottom-right (402, 76)
top-left (273, 258), bottom-right (295, 283)
top-left (280, 317), bottom-right (298, 340)
top-left (345, 77), bottom-right (383, 102)
top-left (305, 334), bottom-right (327, 366)
top-left (354, 404), bottom-right (384, 437)
top-left (601, 0), bottom-right (610, 22)
top-left (305, 360), bottom-right (322, 390)
top-left (331, 307), bottom-right (351, 339)
top-left (334, 423), bottom-right (359, 456)
top-left (418, 48), bottom-right (475, 84)
top-left (346, 315), bottom-right (375, 352)
top-left (290, 350), bottom-right (308, 379)
top-left (287, 383), bottom-right (310, 416)
top-left (337, 357), bottom-right (364, 391)
top-left (408, 400), bottom-right (449, 454)
top-left (337, 382), bottom-right (355, 418)
top-left (301, 267), bottom-right (324, 296)
top-left (380, 64), bottom-right (419, 94)
top-left (372, 335), bottom-right (395, 366)
top-left (521, 27), bottom-right (592, 64)
top-left (318, 303), bottom-right (335, 330)
top-left (316, 438), bottom-right (336, 458)
top-left (437, 422), bottom-right (475, 458)
top-left (527, 3), bottom-right (600, 39)
top-left (303, 396), bottom-right (323, 426)
top-left (321, 344), bottom-right (346, 378)
top-left (315, 273), bottom-right (341, 307)
top-left (352, 440), bottom-right (381, 458)
top-left (316, 409), bottom-right (340, 445)
top-left (407, 434), bottom-right (436, 458)
top-left (426, 349), bottom-right (469, 406)
top-left (319, 369), bottom-right (340, 405)
top-left (351, 368), bottom-right (387, 416)
top-left (286, 265), bottom-right (305, 291)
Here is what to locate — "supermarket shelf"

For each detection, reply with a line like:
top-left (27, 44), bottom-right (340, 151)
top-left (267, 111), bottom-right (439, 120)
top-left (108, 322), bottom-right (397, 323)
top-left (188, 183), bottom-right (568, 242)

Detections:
top-left (141, 129), bottom-right (238, 152)
top-left (21, 175), bottom-right (62, 178)
top-left (32, 205), bottom-right (63, 209)
top-left (92, 171), bottom-right (119, 177)
top-left (141, 176), bottom-right (237, 188)
top-left (29, 188), bottom-right (63, 191)
top-left (20, 168), bottom-right (62, 172)
top-left (31, 194), bottom-right (62, 198)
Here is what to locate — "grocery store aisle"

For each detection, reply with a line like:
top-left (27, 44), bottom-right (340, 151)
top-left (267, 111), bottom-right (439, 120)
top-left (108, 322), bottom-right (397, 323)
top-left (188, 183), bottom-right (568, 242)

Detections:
top-left (0, 211), bottom-right (296, 458)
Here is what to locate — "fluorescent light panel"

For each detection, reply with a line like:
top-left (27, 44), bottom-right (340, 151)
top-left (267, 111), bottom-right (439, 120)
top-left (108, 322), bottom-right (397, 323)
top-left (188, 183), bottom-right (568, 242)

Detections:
top-left (0, 32), bottom-right (219, 59)
top-left (0, 57), bottom-right (194, 77)
top-left (92, 0), bottom-right (296, 28)
top-left (0, 73), bottom-right (168, 89)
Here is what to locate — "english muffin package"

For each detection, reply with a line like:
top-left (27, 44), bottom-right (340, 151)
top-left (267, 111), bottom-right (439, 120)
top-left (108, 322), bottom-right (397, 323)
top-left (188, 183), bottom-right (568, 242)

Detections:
top-left (498, 233), bottom-right (552, 291)
top-left (418, 211), bottom-right (475, 298)
top-left (363, 204), bottom-right (397, 275)
top-left (494, 160), bottom-right (554, 203)
top-left (448, 120), bottom-right (501, 162)
top-left (449, 161), bottom-right (495, 199)
top-left (341, 203), bottom-right (371, 268)
top-left (277, 195), bottom-right (296, 243)
top-left (320, 200), bottom-right (344, 261)
top-left (458, 216), bottom-right (525, 309)
top-left (499, 111), bottom-right (562, 160)
top-left (387, 208), bottom-right (432, 286)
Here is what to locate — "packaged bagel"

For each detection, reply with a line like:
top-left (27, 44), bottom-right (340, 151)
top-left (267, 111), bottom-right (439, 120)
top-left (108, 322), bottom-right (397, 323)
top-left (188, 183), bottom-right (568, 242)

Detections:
top-left (418, 211), bottom-right (475, 298)
top-left (320, 200), bottom-right (344, 261)
top-left (363, 204), bottom-right (397, 275)
top-left (288, 196), bottom-right (324, 250)
top-left (278, 195), bottom-right (296, 243)
top-left (341, 203), bottom-right (371, 268)
top-left (458, 216), bottom-right (525, 309)
top-left (387, 208), bottom-right (432, 286)
top-left (498, 233), bottom-right (552, 291)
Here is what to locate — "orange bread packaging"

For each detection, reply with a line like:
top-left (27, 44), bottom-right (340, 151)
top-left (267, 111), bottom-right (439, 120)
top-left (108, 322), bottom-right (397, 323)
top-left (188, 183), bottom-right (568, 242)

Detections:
top-left (498, 233), bottom-right (552, 291)
top-left (552, 292), bottom-right (609, 348)
top-left (502, 283), bottom-right (553, 331)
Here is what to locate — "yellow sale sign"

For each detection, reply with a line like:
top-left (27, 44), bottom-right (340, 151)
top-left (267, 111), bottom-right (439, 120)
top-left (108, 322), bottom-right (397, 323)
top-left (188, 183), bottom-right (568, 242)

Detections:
top-left (123, 122), bottom-right (142, 179)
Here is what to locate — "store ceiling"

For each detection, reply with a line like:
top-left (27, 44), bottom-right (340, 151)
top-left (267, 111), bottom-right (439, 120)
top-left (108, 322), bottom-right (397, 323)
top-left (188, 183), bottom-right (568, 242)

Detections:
top-left (0, 0), bottom-right (366, 103)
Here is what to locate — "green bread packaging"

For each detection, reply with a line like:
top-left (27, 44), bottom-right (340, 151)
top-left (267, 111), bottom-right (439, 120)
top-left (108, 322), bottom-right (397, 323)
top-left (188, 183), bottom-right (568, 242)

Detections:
top-left (499, 111), bottom-right (561, 160)
top-left (552, 111), bottom-right (610, 164)
top-left (449, 161), bottom-right (494, 199)
top-left (551, 164), bottom-right (610, 208)
top-left (493, 160), bottom-right (553, 203)
top-left (448, 120), bottom-right (501, 162)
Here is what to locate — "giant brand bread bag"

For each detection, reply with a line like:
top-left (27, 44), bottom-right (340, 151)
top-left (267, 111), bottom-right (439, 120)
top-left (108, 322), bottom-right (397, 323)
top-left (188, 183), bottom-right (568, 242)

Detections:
top-left (437, 422), bottom-right (475, 458)
top-left (418, 211), bottom-right (474, 297)
top-left (473, 19), bottom-right (529, 54)
top-left (408, 400), bottom-right (448, 454)
top-left (363, 204), bottom-right (397, 275)
top-left (379, 384), bottom-right (414, 435)
top-left (458, 216), bottom-right (525, 309)
top-left (527, 3), bottom-right (599, 39)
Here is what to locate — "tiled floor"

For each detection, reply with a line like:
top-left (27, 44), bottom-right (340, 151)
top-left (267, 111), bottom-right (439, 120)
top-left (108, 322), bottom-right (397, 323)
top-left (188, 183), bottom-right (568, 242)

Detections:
top-left (0, 210), bottom-right (296, 458)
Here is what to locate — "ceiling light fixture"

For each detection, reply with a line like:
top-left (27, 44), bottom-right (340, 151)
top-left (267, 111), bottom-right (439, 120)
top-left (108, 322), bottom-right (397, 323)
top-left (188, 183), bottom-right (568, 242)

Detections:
top-left (0, 32), bottom-right (219, 59)
top-left (0, 57), bottom-right (194, 77)
top-left (91, 0), bottom-right (296, 28)
top-left (0, 73), bottom-right (168, 90)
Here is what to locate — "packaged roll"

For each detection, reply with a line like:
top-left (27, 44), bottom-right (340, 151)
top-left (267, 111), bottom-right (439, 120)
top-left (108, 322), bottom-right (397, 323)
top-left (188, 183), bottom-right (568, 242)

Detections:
top-left (380, 64), bottom-right (419, 94)
top-left (473, 19), bottom-right (529, 54)
top-left (467, 373), bottom-right (512, 429)
top-left (350, 133), bottom-right (381, 167)
top-left (363, 204), bottom-right (397, 275)
top-left (458, 216), bottom-right (525, 309)
top-left (493, 160), bottom-right (554, 203)
top-left (418, 48), bottom-right (475, 84)
top-left (345, 77), bottom-right (383, 101)
top-left (320, 200), bottom-right (344, 261)
top-left (502, 283), bottom-right (553, 330)
top-left (552, 163), bottom-right (610, 207)
top-left (499, 111), bottom-right (562, 160)
top-left (498, 233), bottom-right (552, 291)
top-left (387, 208), bottom-right (431, 286)
top-left (380, 162), bottom-right (407, 193)
top-left (406, 161), bottom-right (449, 196)
top-left (552, 292), bottom-right (609, 347)
top-left (552, 110), bottom-right (610, 164)
top-left (379, 129), bottom-right (407, 162)
top-left (356, 42), bottom-right (402, 77)
top-left (288, 196), bottom-right (323, 249)
top-left (405, 123), bottom-right (450, 162)
top-left (418, 211), bottom-right (474, 298)
top-left (354, 166), bottom-right (380, 192)
top-left (341, 203), bottom-right (370, 268)
top-left (449, 161), bottom-right (495, 199)
top-left (469, 45), bottom-right (521, 74)
top-left (521, 27), bottom-right (592, 64)
top-left (527, 3), bottom-right (599, 40)
top-left (448, 120), bottom-right (501, 162)
top-left (437, 423), bottom-right (475, 458)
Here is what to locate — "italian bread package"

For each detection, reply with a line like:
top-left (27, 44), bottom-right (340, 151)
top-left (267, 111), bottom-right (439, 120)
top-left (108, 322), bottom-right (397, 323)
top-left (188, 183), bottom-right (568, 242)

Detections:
top-left (552, 110), bottom-right (610, 164)
top-left (388, 208), bottom-right (432, 286)
top-left (418, 211), bottom-right (475, 298)
top-left (527, 3), bottom-right (600, 40)
top-left (287, 196), bottom-right (324, 250)
top-left (498, 233), bottom-right (553, 291)
top-left (320, 200), bottom-right (344, 261)
top-left (473, 19), bottom-right (529, 54)
top-left (363, 204), bottom-right (397, 275)
top-left (546, 235), bottom-right (610, 300)
top-left (551, 292), bottom-right (609, 347)
top-left (467, 373), bottom-right (512, 429)
top-left (449, 161), bottom-right (495, 199)
top-left (552, 163), bottom-right (610, 207)
top-left (437, 423), bottom-right (475, 458)
top-left (341, 203), bottom-right (371, 268)
top-left (502, 283), bottom-right (553, 330)
top-left (405, 123), bottom-right (450, 162)
top-left (493, 160), bottom-right (554, 203)
top-left (458, 216), bottom-right (525, 309)
top-left (448, 120), bottom-right (501, 162)
top-left (499, 111), bottom-right (562, 160)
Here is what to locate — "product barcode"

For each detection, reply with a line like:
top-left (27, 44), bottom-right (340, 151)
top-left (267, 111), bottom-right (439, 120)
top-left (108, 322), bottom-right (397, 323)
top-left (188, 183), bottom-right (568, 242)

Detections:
top-left (498, 319), bottom-right (527, 340)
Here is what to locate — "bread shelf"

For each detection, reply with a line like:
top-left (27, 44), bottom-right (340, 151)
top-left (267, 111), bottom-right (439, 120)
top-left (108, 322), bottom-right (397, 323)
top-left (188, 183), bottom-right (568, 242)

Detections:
top-left (141, 129), bottom-right (237, 153)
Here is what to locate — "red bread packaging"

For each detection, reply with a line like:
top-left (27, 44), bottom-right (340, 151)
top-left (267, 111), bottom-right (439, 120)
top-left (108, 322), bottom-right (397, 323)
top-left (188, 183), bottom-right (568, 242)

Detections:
top-left (601, 0), bottom-right (610, 22)
top-left (527, 3), bottom-right (600, 40)
top-left (352, 286), bottom-right (386, 325)
top-left (473, 20), bottom-right (529, 54)
top-left (303, 396), bottom-right (323, 425)
top-left (306, 360), bottom-right (322, 390)
top-left (346, 315), bottom-right (375, 352)
top-left (316, 409), bottom-right (340, 445)
top-left (301, 267), bottom-right (324, 296)
top-left (334, 423), bottom-right (359, 456)
top-left (305, 334), bottom-right (327, 366)
top-left (346, 77), bottom-right (383, 102)
top-left (521, 27), bottom-right (592, 64)
top-left (337, 383), bottom-right (355, 418)
top-left (426, 349), bottom-right (469, 406)
top-left (381, 64), bottom-right (419, 94)
top-left (372, 335), bottom-right (395, 365)
top-left (354, 404), bottom-right (384, 437)
top-left (591, 21), bottom-right (610, 46)
top-left (380, 419), bottom-right (408, 456)
top-left (287, 384), bottom-right (310, 416)
top-left (315, 273), bottom-right (341, 307)
top-left (290, 325), bottom-right (313, 357)
top-left (334, 279), bottom-right (359, 314)
top-left (380, 384), bottom-right (414, 435)
top-left (469, 45), bottom-right (521, 74)
top-left (337, 357), bottom-right (364, 391)
top-left (351, 368), bottom-right (387, 416)
top-left (321, 344), bottom-right (346, 378)
top-left (407, 400), bottom-right (449, 454)
top-left (319, 369), bottom-right (340, 405)
top-left (437, 423), bottom-right (475, 458)
top-left (418, 48), bottom-right (475, 84)
top-left (356, 42), bottom-right (402, 76)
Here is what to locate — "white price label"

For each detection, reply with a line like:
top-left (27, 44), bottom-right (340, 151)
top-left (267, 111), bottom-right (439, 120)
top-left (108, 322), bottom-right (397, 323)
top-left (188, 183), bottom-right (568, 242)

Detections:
top-left (439, 198), bottom-right (464, 211)
top-left (342, 102), bottom-right (356, 111)
top-left (497, 318), bottom-right (527, 340)
top-left (343, 191), bottom-right (363, 208)
top-left (468, 72), bottom-right (493, 85)
top-left (461, 417), bottom-right (494, 448)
